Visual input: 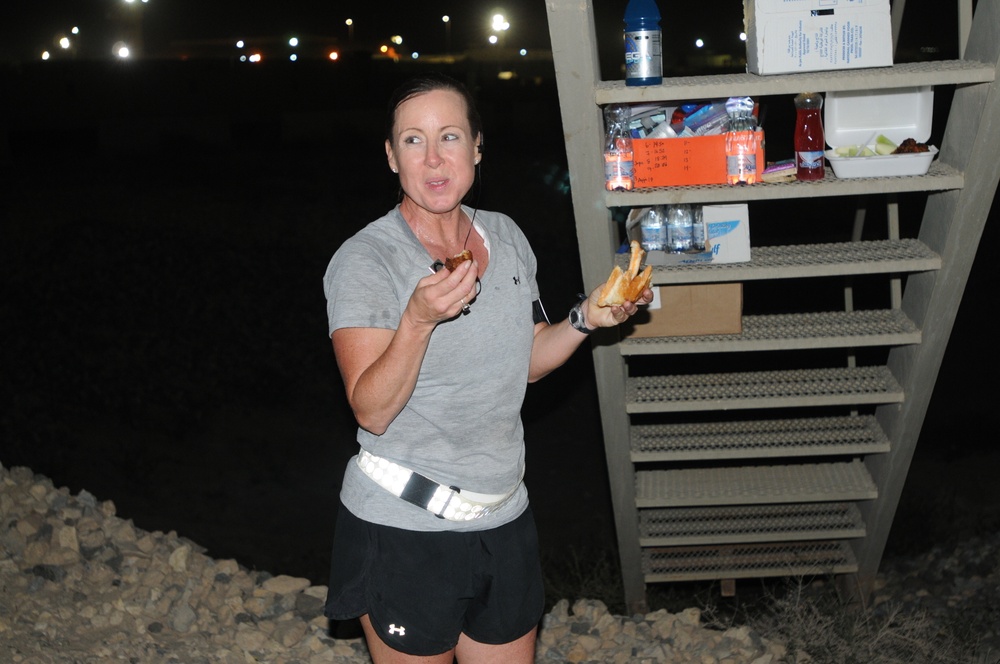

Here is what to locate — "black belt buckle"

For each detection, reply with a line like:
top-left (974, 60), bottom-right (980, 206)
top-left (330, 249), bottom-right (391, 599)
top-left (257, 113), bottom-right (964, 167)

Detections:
top-left (399, 472), bottom-right (459, 518)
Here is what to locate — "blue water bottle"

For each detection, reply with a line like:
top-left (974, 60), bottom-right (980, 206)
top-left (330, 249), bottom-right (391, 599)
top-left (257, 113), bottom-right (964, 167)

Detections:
top-left (624, 0), bottom-right (663, 86)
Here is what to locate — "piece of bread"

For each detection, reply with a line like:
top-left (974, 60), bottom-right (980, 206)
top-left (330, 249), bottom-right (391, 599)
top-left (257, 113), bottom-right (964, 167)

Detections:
top-left (444, 249), bottom-right (473, 271)
top-left (624, 265), bottom-right (652, 302)
top-left (597, 265), bottom-right (629, 307)
top-left (597, 242), bottom-right (650, 307)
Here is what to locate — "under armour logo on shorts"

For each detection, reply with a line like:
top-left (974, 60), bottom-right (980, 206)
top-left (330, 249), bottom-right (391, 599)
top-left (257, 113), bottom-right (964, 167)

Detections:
top-left (388, 624), bottom-right (406, 636)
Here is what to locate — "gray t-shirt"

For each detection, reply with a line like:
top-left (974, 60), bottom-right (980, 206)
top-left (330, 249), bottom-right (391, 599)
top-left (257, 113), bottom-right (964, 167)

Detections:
top-left (323, 205), bottom-right (539, 531)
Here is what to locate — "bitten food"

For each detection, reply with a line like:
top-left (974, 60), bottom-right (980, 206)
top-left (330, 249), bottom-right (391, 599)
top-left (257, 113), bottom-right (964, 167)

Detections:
top-left (597, 241), bottom-right (652, 307)
top-left (443, 249), bottom-right (473, 271)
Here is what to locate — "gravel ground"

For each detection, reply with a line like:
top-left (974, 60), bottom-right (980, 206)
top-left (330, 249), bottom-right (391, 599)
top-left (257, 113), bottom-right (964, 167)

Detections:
top-left (5, 462), bottom-right (1000, 663)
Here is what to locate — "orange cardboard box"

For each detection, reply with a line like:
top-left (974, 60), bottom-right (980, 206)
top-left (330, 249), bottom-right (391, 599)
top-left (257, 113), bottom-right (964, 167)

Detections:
top-left (624, 283), bottom-right (743, 338)
top-left (633, 131), bottom-right (764, 187)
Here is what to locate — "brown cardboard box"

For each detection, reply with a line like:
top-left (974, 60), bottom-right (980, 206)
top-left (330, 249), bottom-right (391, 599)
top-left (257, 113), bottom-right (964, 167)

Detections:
top-left (624, 283), bottom-right (743, 338)
top-left (632, 130), bottom-right (764, 187)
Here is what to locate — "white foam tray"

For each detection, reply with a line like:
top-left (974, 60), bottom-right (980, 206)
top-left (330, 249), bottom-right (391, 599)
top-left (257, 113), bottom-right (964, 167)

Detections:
top-left (824, 86), bottom-right (936, 178)
top-left (825, 146), bottom-right (938, 178)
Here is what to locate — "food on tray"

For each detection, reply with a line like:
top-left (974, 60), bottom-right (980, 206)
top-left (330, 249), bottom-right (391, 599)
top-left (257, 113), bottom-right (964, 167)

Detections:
top-left (597, 241), bottom-right (652, 307)
top-left (892, 138), bottom-right (931, 154)
top-left (832, 134), bottom-right (930, 158)
top-left (875, 134), bottom-right (899, 155)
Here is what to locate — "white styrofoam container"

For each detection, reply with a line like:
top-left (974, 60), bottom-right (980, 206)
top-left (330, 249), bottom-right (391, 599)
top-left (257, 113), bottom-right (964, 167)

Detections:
top-left (744, 0), bottom-right (893, 75)
top-left (824, 86), bottom-right (938, 178)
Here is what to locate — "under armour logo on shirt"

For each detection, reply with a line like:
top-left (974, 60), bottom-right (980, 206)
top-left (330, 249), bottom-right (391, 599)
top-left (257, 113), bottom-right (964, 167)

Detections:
top-left (388, 624), bottom-right (406, 636)
top-left (513, 276), bottom-right (520, 285)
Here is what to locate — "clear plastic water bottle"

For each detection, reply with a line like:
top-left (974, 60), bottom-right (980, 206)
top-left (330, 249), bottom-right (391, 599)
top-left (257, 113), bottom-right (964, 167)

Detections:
top-left (624, 0), bottom-right (663, 87)
top-left (691, 205), bottom-right (705, 251)
top-left (667, 204), bottom-right (693, 252)
top-left (640, 206), bottom-right (667, 252)
top-left (604, 105), bottom-right (634, 191)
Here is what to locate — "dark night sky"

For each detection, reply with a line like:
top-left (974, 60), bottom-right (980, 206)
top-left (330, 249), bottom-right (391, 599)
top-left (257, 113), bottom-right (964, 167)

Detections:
top-left (0, 0), bottom-right (954, 71)
top-left (1, 1), bottom-right (560, 61)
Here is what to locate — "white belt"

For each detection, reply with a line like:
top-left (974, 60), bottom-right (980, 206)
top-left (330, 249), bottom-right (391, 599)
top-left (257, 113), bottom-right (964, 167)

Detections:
top-left (356, 449), bottom-right (519, 522)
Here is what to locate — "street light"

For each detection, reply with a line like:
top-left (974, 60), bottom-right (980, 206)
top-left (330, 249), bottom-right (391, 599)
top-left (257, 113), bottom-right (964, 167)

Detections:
top-left (442, 16), bottom-right (451, 53)
top-left (346, 18), bottom-right (354, 44)
top-left (489, 13), bottom-right (509, 48)
top-left (118, 0), bottom-right (147, 58)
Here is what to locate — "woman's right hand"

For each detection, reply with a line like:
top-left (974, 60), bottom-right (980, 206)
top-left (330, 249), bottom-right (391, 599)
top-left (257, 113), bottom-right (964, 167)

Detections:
top-left (403, 259), bottom-right (480, 327)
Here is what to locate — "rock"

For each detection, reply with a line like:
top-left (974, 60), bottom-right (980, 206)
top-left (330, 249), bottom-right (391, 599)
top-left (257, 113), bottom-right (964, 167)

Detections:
top-left (263, 574), bottom-right (312, 595)
top-left (0, 462), bottom-right (805, 663)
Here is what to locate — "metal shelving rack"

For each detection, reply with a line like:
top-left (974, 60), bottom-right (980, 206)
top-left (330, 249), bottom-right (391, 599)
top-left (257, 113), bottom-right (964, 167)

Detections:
top-left (545, 0), bottom-right (1000, 611)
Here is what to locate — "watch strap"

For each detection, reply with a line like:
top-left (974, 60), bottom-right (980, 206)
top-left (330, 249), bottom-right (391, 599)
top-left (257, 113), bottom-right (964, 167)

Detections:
top-left (569, 298), bottom-right (595, 335)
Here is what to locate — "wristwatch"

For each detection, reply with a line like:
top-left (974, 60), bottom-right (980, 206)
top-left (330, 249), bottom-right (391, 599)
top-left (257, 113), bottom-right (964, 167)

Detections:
top-left (569, 298), bottom-right (595, 335)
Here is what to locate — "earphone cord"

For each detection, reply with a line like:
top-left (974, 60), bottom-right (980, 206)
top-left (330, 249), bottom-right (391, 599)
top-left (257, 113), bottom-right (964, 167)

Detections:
top-left (464, 162), bottom-right (482, 249)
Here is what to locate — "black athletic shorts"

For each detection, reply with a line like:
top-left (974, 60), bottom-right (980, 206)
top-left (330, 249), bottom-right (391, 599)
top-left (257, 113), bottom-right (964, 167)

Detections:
top-left (324, 502), bottom-right (545, 656)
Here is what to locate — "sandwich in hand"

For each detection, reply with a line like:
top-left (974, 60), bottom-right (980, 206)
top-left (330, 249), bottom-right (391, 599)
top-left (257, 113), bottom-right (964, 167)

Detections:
top-left (597, 241), bottom-right (652, 307)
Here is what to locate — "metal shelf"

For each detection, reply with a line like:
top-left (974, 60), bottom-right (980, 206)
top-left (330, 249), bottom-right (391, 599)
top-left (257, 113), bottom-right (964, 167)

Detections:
top-left (630, 415), bottom-right (890, 462)
top-left (642, 540), bottom-right (858, 583)
top-left (625, 365), bottom-right (904, 413)
top-left (606, 161), bottom-right (962, 206)
top-left (548, 0), bottom-right (1000, 610)
top-left (620, 309), bottom-right (920, 355)
top-left (614, 239), bottom-right (941, 284)
top-left (638, 502), bottom-right (866, 546)
top-left (635, 460), bottom-right (878, 507)
top-left (595, 59), bottom-right (995, 105)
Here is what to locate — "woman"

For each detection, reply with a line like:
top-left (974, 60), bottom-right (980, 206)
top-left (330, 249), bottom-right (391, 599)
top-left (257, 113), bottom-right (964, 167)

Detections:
top-left (323, 73), bottom-right (650, 663)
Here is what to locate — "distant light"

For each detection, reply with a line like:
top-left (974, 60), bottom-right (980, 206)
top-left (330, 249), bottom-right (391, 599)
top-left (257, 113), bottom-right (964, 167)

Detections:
top-left (236, 40), bottom-right (245, 48)
top-left (488, 35), bottom-right (498, 45)
top-left (411, 52), bottom-right (419, 59)
top-left (491, 14), bottom-right (509, 31)
top-left (328, 51), bottom-right (339, 61)
top-left (391, 35), bottom-right (402, 45)
top-left (41, 51), bottom-right (51, 60)
top-left (739, 32), bottom-right (747, 41)
top-left (289, 37), bottom-right (299, 47)
top-left (380, 45), bottom-right (388, 53)
top-left (695, 38), bottom-right (704, 48)
top-left (71, 27), bottom-right (79, 35)
top-left (442, 15), bottom-right (450, 23)
top-left (116, 45), bottom-right (131, 58)
top-left (59, 37), bottom-right (71, 49)
top-left (240, 55), bottom-right (247, 62)
top-left (519, 48), bottom-right (527, 56)
top-left (249, 53), bottom-right (262, 63)
top-left (289, 53), bottom-right (298, 61)
top-left (345, 18), bottom-right (353, 26)
top-left (497, 71), bottom-right (515, 80)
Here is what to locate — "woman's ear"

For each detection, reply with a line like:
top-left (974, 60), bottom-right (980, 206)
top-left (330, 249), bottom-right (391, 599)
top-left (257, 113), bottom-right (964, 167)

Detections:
top-left (385, 139), bottom-right (398, 174)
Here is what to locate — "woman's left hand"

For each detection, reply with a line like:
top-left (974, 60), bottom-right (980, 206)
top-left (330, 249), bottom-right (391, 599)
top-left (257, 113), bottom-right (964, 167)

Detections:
top-left (582, 286), bottom-right (654, 329)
